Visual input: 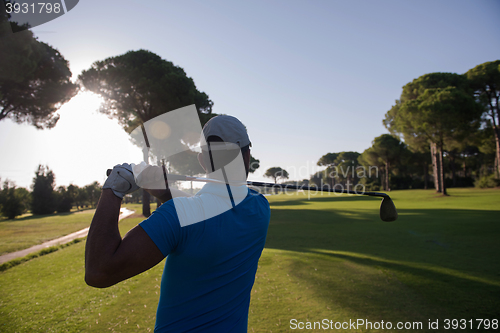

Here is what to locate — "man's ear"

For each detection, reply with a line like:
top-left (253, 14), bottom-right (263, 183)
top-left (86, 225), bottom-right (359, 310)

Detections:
top-left (198, 153), bottom-right (206, 172)
top-left (244, 148), bottom-right (251, 161)
top-left (243, 148), bottom-right (251, 175)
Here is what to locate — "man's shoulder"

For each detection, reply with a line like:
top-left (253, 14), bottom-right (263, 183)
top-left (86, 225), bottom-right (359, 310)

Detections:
top-left (248, 188), bottom-right (270, 205)
top-left (243, 189), bottom-right (271, 220)
top-left (148, 200), bottom-right (179, 223)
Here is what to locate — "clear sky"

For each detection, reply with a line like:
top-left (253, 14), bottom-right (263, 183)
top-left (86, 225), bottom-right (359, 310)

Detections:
top-left (1, 0), bottom-right (499, 189)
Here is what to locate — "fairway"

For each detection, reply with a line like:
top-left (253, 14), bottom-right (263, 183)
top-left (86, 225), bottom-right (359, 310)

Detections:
top-left (0, 189), bottom-right (499, 332)
top-left (0, 209), bottom-right (96, 255)
top-left (251, 188), bottom-right (500, 332)
top-left (0, 204), bottom-right (141, 256)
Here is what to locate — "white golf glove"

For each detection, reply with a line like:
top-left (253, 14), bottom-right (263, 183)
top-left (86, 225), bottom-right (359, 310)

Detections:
top-left (103, 163), bottom-right (140, 199)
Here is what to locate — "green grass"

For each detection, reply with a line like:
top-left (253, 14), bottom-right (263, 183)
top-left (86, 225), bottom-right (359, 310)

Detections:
top-left (0, 204), bottom-right (143, 255)
top-left (0, 217), bottom-right (162, 332)
top-left (248, 188), bottom-right (500, 332)
top-left (0, 210), bottom-right (97, 255)
top-left (122, 203), bottom-right (143, 213)
top-left (0, 188), bottom-right (499, 332)
top-left (0, 238), bottom-right (85, 272)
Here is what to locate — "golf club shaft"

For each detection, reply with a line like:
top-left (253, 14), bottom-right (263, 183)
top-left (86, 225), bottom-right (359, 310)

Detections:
top-left (246, 181), bottom-right (389, 198)
top-left (106, 169), bottom-right (389, 199)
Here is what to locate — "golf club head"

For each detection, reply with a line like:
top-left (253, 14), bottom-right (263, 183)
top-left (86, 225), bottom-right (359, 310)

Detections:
top-left (379, 196), bottom-right (398, 222)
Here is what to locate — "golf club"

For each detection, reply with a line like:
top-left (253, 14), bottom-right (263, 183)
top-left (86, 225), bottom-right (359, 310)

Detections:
top-left (107, 169), bottom-right (398, 222)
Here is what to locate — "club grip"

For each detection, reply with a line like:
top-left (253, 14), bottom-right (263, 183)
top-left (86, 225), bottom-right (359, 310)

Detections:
top-left (106, 169), bottom-right (112, 176)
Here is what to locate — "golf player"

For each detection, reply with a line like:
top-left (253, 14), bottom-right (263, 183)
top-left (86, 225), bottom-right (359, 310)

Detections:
top-left (85, 115), bottom-right (271, 332)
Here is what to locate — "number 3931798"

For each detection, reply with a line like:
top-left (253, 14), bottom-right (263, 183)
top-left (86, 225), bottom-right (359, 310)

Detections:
top-left (443, 319), bottom-right (498, 330)
top-left (6, 2), bottom-right (62, 14)
top-left (3, 0), bottom-right (80, 31)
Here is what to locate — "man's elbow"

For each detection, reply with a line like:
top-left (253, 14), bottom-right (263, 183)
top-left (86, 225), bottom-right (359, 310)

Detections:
top-left (85, 270), bottom-right (116, 288)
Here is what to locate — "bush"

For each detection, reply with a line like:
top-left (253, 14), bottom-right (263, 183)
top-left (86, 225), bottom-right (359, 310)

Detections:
top-left (0, 238), bottom-right (83, 272)
top-left (31, 165), bottom-right (57, 215)
top-left (445, 176), bottom-right (474, 188)
top-left (56, 194), bottom-right (73, 213)
top-left (474, 174), bottom-right (500, 188)
top-left (390, 175), bottom-right (414, 189)
top-left (0, 181), bottom-right (29, 219)
top-left (389, 175), bottom-right (432, 190)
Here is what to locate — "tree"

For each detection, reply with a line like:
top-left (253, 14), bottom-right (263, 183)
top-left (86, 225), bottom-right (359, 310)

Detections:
top-left (358, 148), bottom-right (385, 190)
top-left (477, 126), bottom-right (497, 174)
top-left (55, 185), bottom-right (74, 213)
top-left (129, 188), bottom-right (143, 204)
top-left (466, 60), bottom-right (500, 177)
top-left (443, 128), bottom-right (481, 187)
top-left (309, 171), bottom-right (325, 187)
top-left (31, 165), bottom-right (56, 214)
top-left (66, 184), bottom-right (89, 209)
top-left (249, 154), bottom-right (260, 174)
top-left (408, 149), bottom-right (432, 189)
top-left (384, 73), bottom-right (482, 195)
top-left (264, 167), bottom-right (289, 184)
top-left (317, 153), bottom-right (338, 187)
top-left (370, 135), bottom-right (406, 191)
top-left (84, 181), bottom-right (101, 208)
top-left (317, 153), bottom-right (338, 167)
top-left (79, 50), bottom-right (214, 216)
top-left (15, 187), bottom-right (30, 214)
top-left (0, 4), bottom-right (78, 128)
top-left (333, 152), bottom-right (360, 188)
top-left (384, 73), bottom-right (469, 192)
top-left (0, 179), bottom-right (28, 219)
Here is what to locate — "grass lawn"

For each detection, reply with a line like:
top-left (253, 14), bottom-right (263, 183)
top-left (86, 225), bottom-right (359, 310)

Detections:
top-left (249, 188), bottom-right (500, 332)
top-left (0, 210), bottom-right (97, 255)
top-left (0, 204), bottom-right (144, 255)
top-left (0, 188), bottom-right (499, 332)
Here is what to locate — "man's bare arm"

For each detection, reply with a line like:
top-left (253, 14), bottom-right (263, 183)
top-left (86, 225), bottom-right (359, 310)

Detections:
top-left (85, 189), bottom-right (165, 288)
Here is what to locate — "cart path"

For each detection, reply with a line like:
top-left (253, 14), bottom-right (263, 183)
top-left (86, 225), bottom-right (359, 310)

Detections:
top-left (0, 208), bottom-right (135, 264)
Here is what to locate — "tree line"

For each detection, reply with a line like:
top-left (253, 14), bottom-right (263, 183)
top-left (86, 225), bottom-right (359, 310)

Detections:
top-left (0, 165), bottom-right (101, 219)
top-left (311, 62), bottom-right (499, 193)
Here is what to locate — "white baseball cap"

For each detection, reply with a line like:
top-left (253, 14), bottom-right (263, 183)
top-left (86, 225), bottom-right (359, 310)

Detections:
top-left (201, 115), bottom-right (251, 148)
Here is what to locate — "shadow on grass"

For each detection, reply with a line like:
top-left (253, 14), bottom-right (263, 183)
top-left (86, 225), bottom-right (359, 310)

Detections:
top-left (265, 204), bottom-right (500, 321)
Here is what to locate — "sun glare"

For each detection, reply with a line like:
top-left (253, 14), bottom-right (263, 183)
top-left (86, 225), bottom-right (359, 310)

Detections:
top-left (60, 91), bottom-right (104, 122)
top-left (45, 91), bottom-right (143, 187)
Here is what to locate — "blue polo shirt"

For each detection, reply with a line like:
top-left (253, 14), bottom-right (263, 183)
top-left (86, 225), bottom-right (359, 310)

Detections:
top-left (139, 183), bottom-right (270, 332)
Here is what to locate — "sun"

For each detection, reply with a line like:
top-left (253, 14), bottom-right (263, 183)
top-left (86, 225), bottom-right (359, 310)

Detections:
top-left (58, 91), bottom-right (104, 121)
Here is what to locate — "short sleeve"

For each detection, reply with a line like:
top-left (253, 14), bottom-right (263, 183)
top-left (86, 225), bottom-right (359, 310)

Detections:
top-left (139, 201), bottom-right (181, 257)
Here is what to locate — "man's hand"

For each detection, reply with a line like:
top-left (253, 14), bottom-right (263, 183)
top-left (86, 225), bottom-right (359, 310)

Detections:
top-left (132, 164), bottom-right (170, 202)
top-left (103, 163), bottom-right (140, 199)
top-left (132, 163), bottom-right (191, 203)
top-left (134, 164), bottom-right (167, 190)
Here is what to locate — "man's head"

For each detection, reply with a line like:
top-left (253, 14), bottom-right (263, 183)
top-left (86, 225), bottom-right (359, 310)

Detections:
top-left (198, 115), bottom-right (251, 178)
